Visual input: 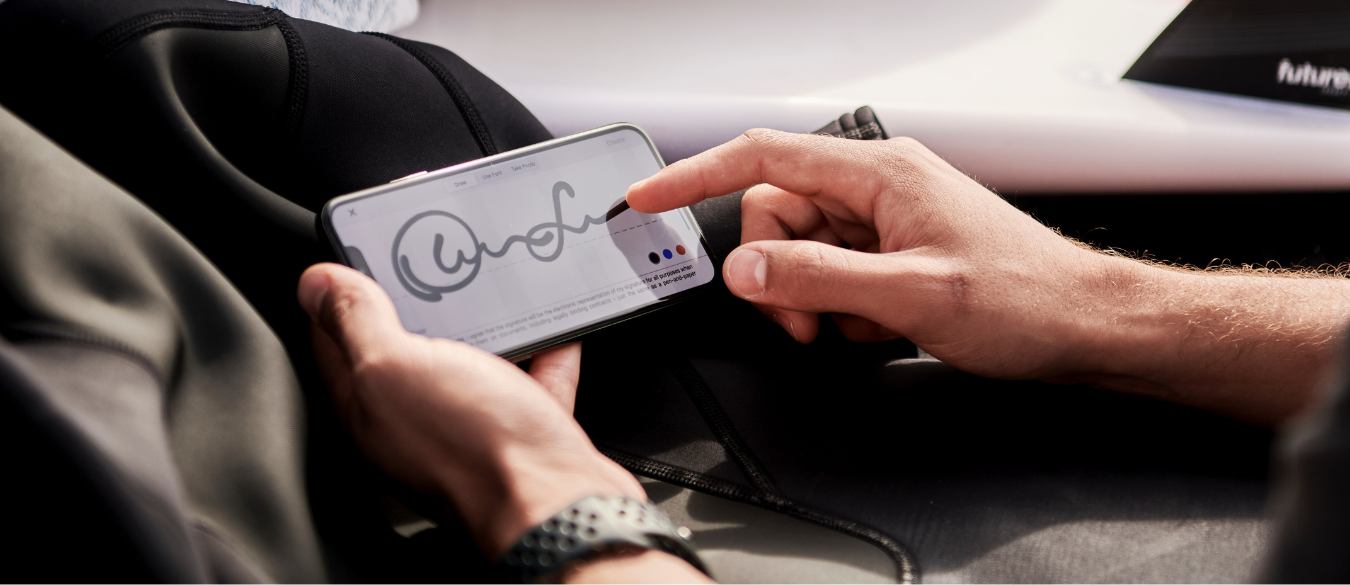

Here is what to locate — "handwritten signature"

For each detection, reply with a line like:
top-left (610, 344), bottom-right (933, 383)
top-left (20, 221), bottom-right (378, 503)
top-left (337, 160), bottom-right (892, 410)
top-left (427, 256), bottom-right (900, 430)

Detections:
top-left (391, 181), bottom-right (607, 301)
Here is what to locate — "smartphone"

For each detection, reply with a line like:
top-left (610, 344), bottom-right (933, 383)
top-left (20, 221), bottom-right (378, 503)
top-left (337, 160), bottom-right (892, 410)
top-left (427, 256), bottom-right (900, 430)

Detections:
top-left (321, 124), bottom-right (716, 360)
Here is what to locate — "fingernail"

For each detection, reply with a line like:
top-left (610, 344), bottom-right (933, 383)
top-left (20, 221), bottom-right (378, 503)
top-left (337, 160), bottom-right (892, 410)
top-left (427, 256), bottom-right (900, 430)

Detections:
top-left (627, 178), bottom-right (648, 194)
top-left (298, 270), bottom-right (331, 319)
top-left (725, 249), bottom-right (766, 298)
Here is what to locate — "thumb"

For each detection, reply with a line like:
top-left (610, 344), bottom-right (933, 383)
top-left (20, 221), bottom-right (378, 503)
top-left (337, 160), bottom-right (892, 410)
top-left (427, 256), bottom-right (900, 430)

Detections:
top-left (298, 263), bottom-right (409, 365)
top-left (722, 240), bottom-right (903, 318)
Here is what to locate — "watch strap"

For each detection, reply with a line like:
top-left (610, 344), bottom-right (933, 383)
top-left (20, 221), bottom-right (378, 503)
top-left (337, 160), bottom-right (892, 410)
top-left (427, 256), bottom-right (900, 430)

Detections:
top-left (500, 495), bottom-right (708, 583)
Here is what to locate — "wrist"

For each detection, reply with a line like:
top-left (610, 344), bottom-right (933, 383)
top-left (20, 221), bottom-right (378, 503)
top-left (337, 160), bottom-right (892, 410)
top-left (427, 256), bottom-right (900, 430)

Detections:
top-left (433, 439), bottom-right (646, 557)
top-left (1052, 253), bottom-right (1179, 382)
top-left (1055, 254), bottom-right (1350, 424)
top-left (561, 549), bottom-right (714, 584)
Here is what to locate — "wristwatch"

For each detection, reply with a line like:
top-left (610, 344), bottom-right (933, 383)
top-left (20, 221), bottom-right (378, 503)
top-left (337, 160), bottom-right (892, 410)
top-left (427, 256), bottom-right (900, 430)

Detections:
top-left (499, 495), bottom-right (709, 583)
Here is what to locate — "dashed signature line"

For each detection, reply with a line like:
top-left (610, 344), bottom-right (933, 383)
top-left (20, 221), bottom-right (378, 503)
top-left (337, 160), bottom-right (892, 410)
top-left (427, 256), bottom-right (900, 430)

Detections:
top-left (478, 218), bottom-right (663, 277)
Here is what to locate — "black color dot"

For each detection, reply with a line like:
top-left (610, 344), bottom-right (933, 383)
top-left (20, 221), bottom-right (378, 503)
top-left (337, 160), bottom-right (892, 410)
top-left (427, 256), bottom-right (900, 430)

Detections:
top-left (648, 252), bottom-right (660, 264)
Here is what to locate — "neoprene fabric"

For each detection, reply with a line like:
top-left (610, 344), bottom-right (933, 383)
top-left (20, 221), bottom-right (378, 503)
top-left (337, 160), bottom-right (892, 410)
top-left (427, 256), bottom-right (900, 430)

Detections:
top-left (0, 1), bottom-right (551, 580)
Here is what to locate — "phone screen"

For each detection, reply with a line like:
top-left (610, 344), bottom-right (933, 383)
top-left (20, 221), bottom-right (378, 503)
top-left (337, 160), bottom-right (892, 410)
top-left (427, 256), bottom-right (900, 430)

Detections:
top-left (324, 125), bottom-right (715, 358)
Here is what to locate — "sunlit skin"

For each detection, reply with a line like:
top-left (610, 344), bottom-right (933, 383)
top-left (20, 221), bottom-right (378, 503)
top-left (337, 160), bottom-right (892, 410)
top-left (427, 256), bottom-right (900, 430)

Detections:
top-left (298, 130), bottom-right (1350, 583)
top-left (297, 264), bottom-right (711, 583)
top-left (627, 129), bottom-right (1350, 426)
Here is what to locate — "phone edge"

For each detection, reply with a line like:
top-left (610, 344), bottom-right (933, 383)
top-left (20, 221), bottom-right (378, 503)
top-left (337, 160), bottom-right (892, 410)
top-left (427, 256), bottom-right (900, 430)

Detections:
top-left (317, 122), bottom-right (719, 361)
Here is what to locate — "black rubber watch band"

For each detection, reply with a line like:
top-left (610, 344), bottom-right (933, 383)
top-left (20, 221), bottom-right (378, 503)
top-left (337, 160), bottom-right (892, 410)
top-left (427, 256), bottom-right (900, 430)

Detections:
top-left (499, 495), bottom-right (709, 583)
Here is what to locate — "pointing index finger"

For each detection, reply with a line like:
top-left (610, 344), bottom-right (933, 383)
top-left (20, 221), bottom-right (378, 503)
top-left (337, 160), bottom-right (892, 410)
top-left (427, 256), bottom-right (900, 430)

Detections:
top-left (625, 129), bottom-right (888, 214)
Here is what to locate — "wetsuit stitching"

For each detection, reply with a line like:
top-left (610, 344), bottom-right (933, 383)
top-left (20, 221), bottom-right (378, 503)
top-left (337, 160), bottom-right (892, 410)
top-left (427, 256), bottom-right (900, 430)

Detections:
top-left (274, 18), bottom-right (309, 139)
top-left (658, 357), bottom-right (919, 582)
top-left (599, 445), bottom-right (919, 583)
top-left (666, 356), bottom-right (780, 494)
top-left (93, 8), bottom-right (287, 58)
top-left (364, 32), bottom-right (498, 157)
top-left (3, 323), bottom-right (166, 389)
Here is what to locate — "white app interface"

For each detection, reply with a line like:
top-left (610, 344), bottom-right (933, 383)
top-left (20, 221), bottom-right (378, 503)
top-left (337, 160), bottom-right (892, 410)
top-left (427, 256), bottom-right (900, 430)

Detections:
top-left (329, 128), bottom-right (713, 355)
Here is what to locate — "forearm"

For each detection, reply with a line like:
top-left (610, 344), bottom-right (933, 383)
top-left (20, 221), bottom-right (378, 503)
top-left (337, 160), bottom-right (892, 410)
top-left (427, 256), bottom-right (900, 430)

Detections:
top-left (1068, 256), bottom-right (1350, 426)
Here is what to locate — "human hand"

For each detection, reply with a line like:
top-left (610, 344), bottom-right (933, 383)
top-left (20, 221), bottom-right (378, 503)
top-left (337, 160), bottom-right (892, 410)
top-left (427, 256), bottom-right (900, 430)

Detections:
top-left (627, 130), bottom-right (1121, 381)
top-left (627, 130), bottom-right (1350, 425)
top-left (296, 263), bottom-right (646, 556)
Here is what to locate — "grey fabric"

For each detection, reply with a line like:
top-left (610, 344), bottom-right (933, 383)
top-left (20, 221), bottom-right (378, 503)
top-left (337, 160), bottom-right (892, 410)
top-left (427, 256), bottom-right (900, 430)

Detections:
top-left (12, 343), bottom-right (273, 583)
top-left (643, 477), bottom-right (896, 584)
top-left (0, 106), bottom-right (325, 582)
top-left (578, 289), bottom-right (1275, 583)
top-left (648, 470), bottom-right (1266, 583)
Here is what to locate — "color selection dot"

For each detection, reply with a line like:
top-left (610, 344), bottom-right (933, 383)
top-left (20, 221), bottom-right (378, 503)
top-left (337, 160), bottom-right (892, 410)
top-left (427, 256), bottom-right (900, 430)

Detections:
top-left (676, 245), bottom-right (686, 255)
top-left (648, 252), bottom-right (660, 264)
top-left (663, 249), bottom-right (673, 259)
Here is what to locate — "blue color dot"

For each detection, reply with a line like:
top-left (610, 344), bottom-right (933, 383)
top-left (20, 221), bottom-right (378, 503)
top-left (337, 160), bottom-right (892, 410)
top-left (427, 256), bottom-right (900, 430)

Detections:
top-left (663, 249), bottom-right (673, 259)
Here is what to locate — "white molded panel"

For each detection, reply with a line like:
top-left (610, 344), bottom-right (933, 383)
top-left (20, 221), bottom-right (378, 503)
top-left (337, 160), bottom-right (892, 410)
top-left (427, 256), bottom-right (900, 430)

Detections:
top-left (399, 0), bottom-right (1350, 193)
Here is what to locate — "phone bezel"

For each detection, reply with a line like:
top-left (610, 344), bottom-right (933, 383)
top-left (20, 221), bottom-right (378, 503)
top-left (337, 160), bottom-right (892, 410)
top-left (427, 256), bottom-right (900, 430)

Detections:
top-left (320, 123), bottom-right (715, 361)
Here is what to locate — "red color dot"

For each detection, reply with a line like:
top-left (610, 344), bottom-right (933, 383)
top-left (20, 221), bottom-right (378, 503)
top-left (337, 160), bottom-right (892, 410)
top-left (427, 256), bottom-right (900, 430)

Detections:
top-left (676, 245), bottom-right (686, 255)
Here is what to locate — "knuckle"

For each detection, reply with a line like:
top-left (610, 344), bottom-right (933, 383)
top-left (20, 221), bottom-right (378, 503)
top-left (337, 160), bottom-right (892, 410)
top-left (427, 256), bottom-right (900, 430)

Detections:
top-left (740, 127), bottom-right (781, 146)
top-left (880, 137), bottom-right (927, 170)
top-left (322, 286), bottom-right (362, 327)
top-left (740, 187), bottom-right (778, 215)
top-left (740, 187), bottom-right (768, 209)
top-left (874, 138), bottom-right (938, 194)
top-left (887, 135), bottom-right (923, 152)
top-left (911, 260), bottom-right (973, 319)
top-left (881, 139), bottom-right (917, 164)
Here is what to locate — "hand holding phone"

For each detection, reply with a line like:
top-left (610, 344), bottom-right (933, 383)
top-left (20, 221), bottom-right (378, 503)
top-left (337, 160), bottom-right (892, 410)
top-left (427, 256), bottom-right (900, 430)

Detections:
top-left (322, 124), bottom-right (715, 359)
